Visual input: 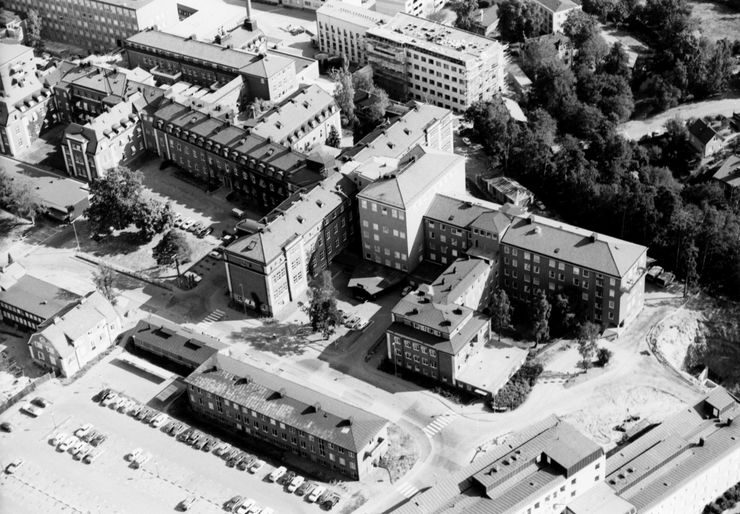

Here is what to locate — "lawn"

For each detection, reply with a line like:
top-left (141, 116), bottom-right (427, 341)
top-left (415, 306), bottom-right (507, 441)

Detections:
top-left (690, 0), bottom-right (740, 42)
top-left (378, 423), bottom-right (420, 483)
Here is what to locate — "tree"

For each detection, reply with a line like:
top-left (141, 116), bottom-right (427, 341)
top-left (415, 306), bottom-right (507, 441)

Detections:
top-left (490, 288), bottom-right (512, 341)
top-left (307, 270), bottom-right (341, 339)
top-left (452, 0), bottom-right (478, 31)
top-left (25, 9), bottom-right (42, 50)
top-left (521, 38), bottom-right (561, 77)
top-left (602, 43), bottom-right (632, 79)
top-left (325, 125), bottom-right (341, 148)
top-left (529, 60), bottom-right (578, 120)
top-left (529, 290), bottom-right (551, 345)
top-left (85, 166), bottom-right (145, 235)
top-left (682, 239), bottom-right (698, 297)
top-left (134, 199), bottom-right (173, 242)
top-left (464, 97), bottom-right (522, 171)
top-left (0, 169), bottom-right (42, 224)
top-left (498, 0), bottom-right (545, 43)
top-left (596, 347), bottom-right (613, 367)
top-left (366, 87), bottom-right (390, 125)
top-left (577, 321), bottom-right (600, 368)
top-left (152, 229), bottom-right (191, 275)
top-left (248, 98), bottom-right (273, 118)
top-left (330, 64), bottom-right (356, 126)
top-left (93, 264), bottom-right (117, 305)
top-left (563, 10), bottom-right (601, 49)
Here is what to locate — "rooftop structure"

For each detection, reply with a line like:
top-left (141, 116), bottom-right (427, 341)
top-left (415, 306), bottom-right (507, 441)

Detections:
top-left (481, 176), bottom-right (534, 207)
top-left (394, 416), bottom-right (604, 513)
top-left (713, 154), bottom-right (740, 190)
top-left (0, 274), bottom-right (82, 330)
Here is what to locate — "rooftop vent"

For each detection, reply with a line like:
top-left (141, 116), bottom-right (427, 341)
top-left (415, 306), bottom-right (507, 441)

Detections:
top-left (452, 308), bottom-right (463, 315)
top-left (314, 402), bottom-right (322, 412)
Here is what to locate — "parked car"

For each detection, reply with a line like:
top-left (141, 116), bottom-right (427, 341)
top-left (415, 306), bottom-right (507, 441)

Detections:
top-left (268, 466), bottom-right (287, 482)
top-left (224, 495), bottom-right (244, 511)
top-left (297, 481), bottom-right (315, 497)
top-left (248, 459), bottom-right (264, 474)
top-left (177, 497), bottom-right (196, 511)
top-left (196, 226), bottom-right (213, 238)
top-left (131, 452), bottom-right (150, 469)
top-left (322, 492), bottom-right (341, 510)
top-left (162, 420), bottom-right (176, 433)
top-left (20, 402), bottom-right (42, 417)
top-left (73, 444), bottom-right (89, 461)
top-left (246, 504), bottom-right (261, 514)
top-left (96, 388), bottom-right (111, 402)
top-left (201, 437), bottom-right (214, 452)
top-left (282, 470), bottom-right (296, 485)
top-left (49, 431), bottom-right (65, 445)
top-left (235, 499), bottom-right (255, 514)
top-left (82, 430), bottom-right (98, 443)
top-left (5, 458), bottom-right (23, 474)
top-left (180, 219), bottom-right (195, 231)
top-left (83, 450), bottom-right (102, 464)
top-left (150, 413), bottom-right (168, 428)
top-left (354, 318), bottom-right (369, 330)
top-left (188, 222), bottom-right (203, 234)
top-left (401, 285), bottom-right (413, 296)
top-left (236, 454), bottom-right (251, 470)
top-left (177, 428), bottom-right (194, 442)
top-left (213, 442), bottom-right (229, 456)
top-left (101, 392), bottom-right (117, 407)
top-left (75, 423), bottom-right (93, 438)
top-left (31, 397), bottom-right (49, 408)
top-left (655, 271), bottom-right (675, 288)
top-left (192, 437), bottom-right (207, 451)
top-left (287, 475), bottom-right (304, 493)
top-left (57, 435), bottom-right (75, 452)
top-left (308, 485), bottom-right (326, 503)
top-left (221, 233), bottom-right (235, 245)
top-left (91, 433), bottom-right (107, 447)
top-left (646, 265), bottom-right (664, 283)
top-left (126, 448), bottom-right (143, 462)
top-left (68, 440), bottom-right (84, 454)
top-left (1, 422), bottom-right (14, 432)
top-left (260, 508), bottom-right (274, 514)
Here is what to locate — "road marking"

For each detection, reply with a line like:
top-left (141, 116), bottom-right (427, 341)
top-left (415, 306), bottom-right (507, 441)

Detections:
top-left (422, 413), bottom-right (457, 437)
top-left (397, 482), bottom-right (420, 498)
top-left (196, 309), bottom-right (225, 329)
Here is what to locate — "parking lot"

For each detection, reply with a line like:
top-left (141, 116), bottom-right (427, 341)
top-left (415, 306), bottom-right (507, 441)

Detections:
top-left (0, 350), bottom-right (351, 514)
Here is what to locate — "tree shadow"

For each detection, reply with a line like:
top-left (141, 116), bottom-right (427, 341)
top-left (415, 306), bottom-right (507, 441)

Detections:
top-left (229, 323), bottom-right (311, 357)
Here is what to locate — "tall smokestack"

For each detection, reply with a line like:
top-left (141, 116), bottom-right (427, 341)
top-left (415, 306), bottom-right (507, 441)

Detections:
top-left (244, 0), bottom-right (258, 31)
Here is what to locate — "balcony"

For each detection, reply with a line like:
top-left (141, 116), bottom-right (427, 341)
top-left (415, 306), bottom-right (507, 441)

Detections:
top-left (150, 66), bottom-right (182, 83)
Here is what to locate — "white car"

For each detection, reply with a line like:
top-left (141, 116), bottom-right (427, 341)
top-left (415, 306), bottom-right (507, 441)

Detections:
top-left (131, 452), bottom-right (150, 468)
top-left (126, 448), bottom-right (143, 462)
top-left (246, 504), bottom-right (261, 514)
top-left (308, 485), bottom-right (325, 503)
top-left (49, 431), bottom-right (66, 446)
top-left (83, 450), bottom-right (102, 464)
top-left (101, 393), bottom-right (117, 407)
top-left (248, 459), bottom-right (264, 473)
top-left (73, 444), bottom-right (89, 461)
top-left (57, 435), bottom-right (76, 452)
top-left (287, 475), bottom-right (304, 493)
top-left (235, 499), bottom-right (255, 514)
top-left (68, 440), bottom-right (84, 454)
top-left (75, 423), bottom-right (93, 438)
top-left (268, 466), bottom-right (286, 482)
top-left (150, 413), bottom-right (168, 428)
top-left (20, 402), bottom-right (42, 417)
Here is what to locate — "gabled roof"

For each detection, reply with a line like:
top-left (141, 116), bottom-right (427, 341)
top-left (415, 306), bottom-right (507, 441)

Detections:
top-left (501, 215), bottom-right (647, 277)
top-left (32, 291), bottom-right (118, 359)
top-left (424, 194), bottom-right (513, 235)
top-left (0, 275), bottom-right (80, 321)
top-left (185, 351), bottom-right (388, 452)
top-left (240, 51), bottom-right (294, 79)
top-left (130, 316), bottom-right (227, 366)
top-left (358, 149), bottom-right (463, 208)
top-left (713, 154), bottom-right (740, 188)
top-left (688, 118), bottom-right (722, 146)
top-left (533, 0), bottom-right (580, 12)
top-left (428, 258), bottom-right (491, 306)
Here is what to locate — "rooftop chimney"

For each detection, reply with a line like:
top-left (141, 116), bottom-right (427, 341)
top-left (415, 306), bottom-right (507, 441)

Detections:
top-left (244, 0), bottom-right (259, 31)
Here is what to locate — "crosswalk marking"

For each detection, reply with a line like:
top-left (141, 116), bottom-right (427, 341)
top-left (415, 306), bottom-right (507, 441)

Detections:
top-left (196, 309), bottom-right (225, 329)
top-left (397, 483), bottom-right (419, 498)
top-left (422, 413), bottom-right (457, 437)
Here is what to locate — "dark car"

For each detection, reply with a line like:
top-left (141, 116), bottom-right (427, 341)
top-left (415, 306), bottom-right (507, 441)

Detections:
top-left (143, 410), bottom-right (157, 423)
top-left (224, 496), bottom-right (243, 511)
top-left (162, 421), bottom-right (176, 433)
top-left (296, 480), bottom-right (314, 496)
top-left (91, 433), bottom-right (107, 447)
top-left (177, 428), bottom-right (194, 442)
top-left (282, 471), bottom-right (296, 486)
top-left (201, 438), bottom-right (214, 452)
top-left (135, 408), bottom-right (149, 421)
top-left (32, 397), bottom-right (49, 408)
top-left (236, 454), bottom-right (252, 470)
top-left (0, 422), bottom-right (12, 432)
top-left (96, 388), bottom-right (111, 402)
top-left (82, 430), bottom-right (98, 443)
top-left (226, 456), bottom-right (238, 468)
top-left (322, 493), bottom-right (341, 510)
top-left (192, 437), bottom-right (206, 450)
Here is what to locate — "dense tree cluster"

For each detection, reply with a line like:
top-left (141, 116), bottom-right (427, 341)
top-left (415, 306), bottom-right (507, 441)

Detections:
top-left (581, 0), bottom-right (735, 112)
top-left (490, 361), bottom-right (543, 411)
top-left (467, 11), bottom-right (740, 299)
top-left (0, 170), bottom-right (43, 224)
top-left (497, 0), bottom-right (546, 43)
top-left (85, 166), bottom-right (173, 242)
top-left (307, 271), bottom-right (341, 339)
top-left (152, 229), bottom-right (191, 274)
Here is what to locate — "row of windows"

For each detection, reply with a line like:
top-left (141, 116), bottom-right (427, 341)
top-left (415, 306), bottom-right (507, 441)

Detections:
top-left (504, 247), bottom-right (617, 284)
top-left (359, 199), bottom-right (405, 219)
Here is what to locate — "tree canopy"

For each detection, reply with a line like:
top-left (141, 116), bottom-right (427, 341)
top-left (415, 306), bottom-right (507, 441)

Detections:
top-left (152, 229), bottom-right (191, 273)
top-left (497, 0), bottom-right (546, 42)
top-left (452, 0), bottom-right (479, 31)
top-left (307, 271), bottom-right (341, 339)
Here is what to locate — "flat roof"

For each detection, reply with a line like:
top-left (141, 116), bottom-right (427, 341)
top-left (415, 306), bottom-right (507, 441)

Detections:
top-left (455, 342), bottom-right (528, 395)
top-left (317, 1), bottom-right (391, 28)
top-left (0, 42), bottom-right (31, 67)
top-left (367, 12), bottom-right (503, 63)
top-left (0, 160), bottom-right (89, 214)
top-left (0, 275), bottom-right (81, 321)
top-left (185, 351), bottom-right (388, 452)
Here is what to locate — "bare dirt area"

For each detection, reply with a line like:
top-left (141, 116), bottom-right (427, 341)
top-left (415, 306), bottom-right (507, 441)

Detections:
top-left (650, 306), bottom-right (705, 374)
top-left (691, 0), bottom-right (740, 42)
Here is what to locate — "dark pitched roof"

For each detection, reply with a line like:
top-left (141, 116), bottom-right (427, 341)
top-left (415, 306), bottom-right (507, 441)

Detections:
top-left (0, 275), bottom-right (81, 320)
top-left (688, 119), bottom-right (721, 146)
top-left (185, 352), bottom-right (388, 452)
top-left (713, 154), bottom-right (740, 188)
top-left (130, 316), bottom-right (227, 367)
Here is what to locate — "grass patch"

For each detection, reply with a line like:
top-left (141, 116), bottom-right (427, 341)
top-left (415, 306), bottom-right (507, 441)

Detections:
top-left (230, 322), bottom-right (312, 356)
top-left (489, 360), bottom-right (543, 411)
top-left (340, 492), bottom-right (368, 514)
top-left (378, 423), bottom-right (419, 483)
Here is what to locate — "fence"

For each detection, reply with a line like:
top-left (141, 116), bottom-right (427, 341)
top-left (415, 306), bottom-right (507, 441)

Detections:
top-left (75, 253), bottom-right (173, 291)
top-left (0, 372), bottom-right (54, 414)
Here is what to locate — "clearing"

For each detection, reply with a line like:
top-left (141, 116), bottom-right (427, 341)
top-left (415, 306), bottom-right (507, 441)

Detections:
top-left (690, 0), bottom-right (740, 42)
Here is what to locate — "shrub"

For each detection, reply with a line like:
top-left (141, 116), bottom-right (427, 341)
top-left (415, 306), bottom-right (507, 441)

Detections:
top-left (490, 361), bottom-right (543, 411)
top-left (596, 347), bottom-right (613, 367)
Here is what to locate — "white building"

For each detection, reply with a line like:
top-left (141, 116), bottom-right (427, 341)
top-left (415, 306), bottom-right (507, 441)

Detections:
top-left (531, 0), bottom-right (582, 34)
top-left (375, 0), bottom-right (443, 17)
top-left (316, 1), bottom-right (390, 66)
top-left (282, 0), bottom-right (370, 11)
top-left (366, 13), bottom-right (507, 112)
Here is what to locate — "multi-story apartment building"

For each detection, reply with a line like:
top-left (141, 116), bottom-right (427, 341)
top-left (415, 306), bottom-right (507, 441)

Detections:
top-left (223, 173), bottom-right (355, 316)
top-left (386, 260), bottom-right (493, 385)
top-left (375, 0), bottom-right (443, 16)
top-left (140, 99), bottom-right (325, 212)
top-left (250, 84), bottom-right (340, 153)
top-left (531, 0), bottom-right (582, 34)
top-left (357, 148), bottom-right (465, 272)
top-left (53, 64), bottom-right (158, 125)
top-left (28, 291), bottom-right (120, 378)
top-left (4, 0), bottom-right (180, 52)
top-left (500, 215), bottom-right (647, 328)
top-left (423, 194), bottom-right (512, 269)
top-left (366, 13), bottom-right (507, 112)
top-left (394, 415), bottom-right (605, 514)
top-left (124, 30), bottom-right (298, 103)
top-left (185, 351), bottom-right (389, 480)
top-left (316, 1), bottom-right (390, 66)
top-left (0, 43), bottom-right (56, 156)
top-left (61, 92), bottom-right (145, 182)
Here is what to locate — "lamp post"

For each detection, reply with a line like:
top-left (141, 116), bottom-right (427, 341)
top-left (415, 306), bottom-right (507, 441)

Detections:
top-left (71, 218), bottom-right (80, 252)
top-left (239, 283), bottom-right (246, 314)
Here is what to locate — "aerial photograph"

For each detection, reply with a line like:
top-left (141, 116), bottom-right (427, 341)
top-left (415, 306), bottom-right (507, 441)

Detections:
top-left (0, 0), bottom-right (739, 512)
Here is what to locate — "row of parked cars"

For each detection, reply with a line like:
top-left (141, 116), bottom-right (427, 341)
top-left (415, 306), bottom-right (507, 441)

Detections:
top-left (173, 215), bottom-right (214, 239)
top-left (266, 467), bottom-right (341, 510)
top-left (99, 389), bottom-right (169, 428)
top-left (49, 426), bottom-right (104, 464)
top-left (338, 311), bottom-right (369, 331)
